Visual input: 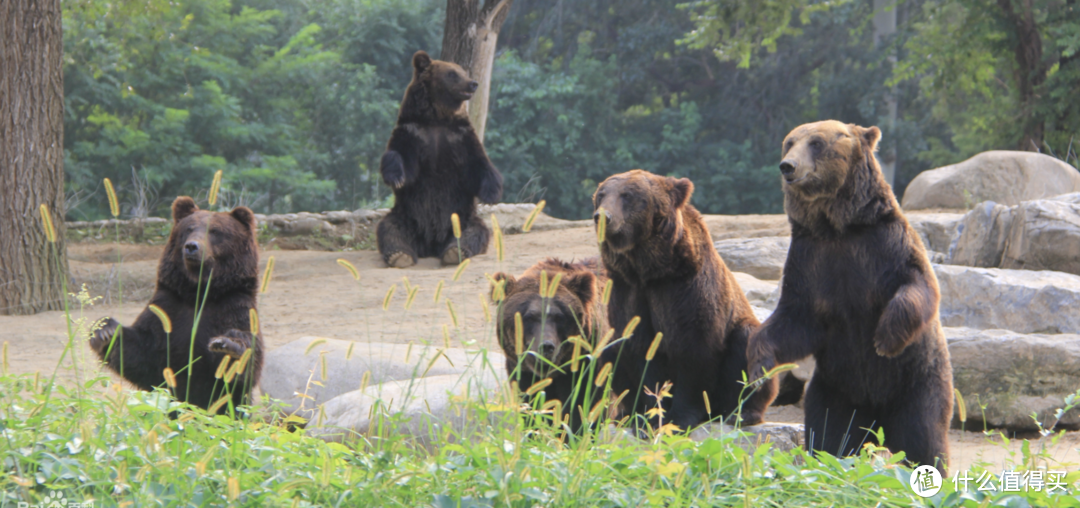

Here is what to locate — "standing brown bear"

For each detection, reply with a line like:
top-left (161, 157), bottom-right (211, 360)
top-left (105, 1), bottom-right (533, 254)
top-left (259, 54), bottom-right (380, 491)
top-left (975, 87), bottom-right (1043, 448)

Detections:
top-left (377, 50), bottom-right (503, 268)
top-left (90, 196), bottom-right (264, 413)
top-left (748, 120), bottom-right (953, 474)
top-left (491, 258), bottom-right (608, 430)
top-left (594, 170), bottom-right (775, 431)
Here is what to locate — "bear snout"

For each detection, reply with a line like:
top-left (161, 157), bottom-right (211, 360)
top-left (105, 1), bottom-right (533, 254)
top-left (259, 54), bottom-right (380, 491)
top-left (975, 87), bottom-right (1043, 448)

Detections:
top-left (183, 241), bottom-right (203, 260)
top-left (592, 208), bottom-right (611, 224)
top-left (779, 160), bottom-right (797, 178)
top-left (540, 340), bottom-right (557, 358)
top-left (466, 81), bottom-right (478, 93)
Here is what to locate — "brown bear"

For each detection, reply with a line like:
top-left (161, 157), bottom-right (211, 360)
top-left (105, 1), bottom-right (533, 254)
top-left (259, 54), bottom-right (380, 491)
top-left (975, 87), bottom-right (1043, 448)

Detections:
top-left (491, 258), bottom-right (608, 430)
top-left (377, 50), bottom-right (503, 268)
top-left (593, 170), bottom-right (776, 432)
top-left (747, 120), bottom-right (953, 474)
top-left (90, 196), bottom-right (264, 414)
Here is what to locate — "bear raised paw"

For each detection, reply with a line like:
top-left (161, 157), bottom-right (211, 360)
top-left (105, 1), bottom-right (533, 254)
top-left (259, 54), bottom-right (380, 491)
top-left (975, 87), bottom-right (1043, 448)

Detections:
top-left (376, 50), bottom-right (503, 268)
top-left (90, 196), bottom-right (265, 414)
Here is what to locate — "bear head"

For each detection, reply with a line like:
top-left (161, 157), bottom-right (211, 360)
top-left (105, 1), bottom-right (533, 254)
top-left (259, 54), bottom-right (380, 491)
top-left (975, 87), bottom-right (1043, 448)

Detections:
top-left (592, 169), bottom-right (694, 253)
top-left (401, 50), bottom-right (479, 121)
top-left (160, 196), bottom-right (259, 294)
top-left (492, 259), bottom-right (600, 377)
top-left (779, 120), bottom-right (881, 200)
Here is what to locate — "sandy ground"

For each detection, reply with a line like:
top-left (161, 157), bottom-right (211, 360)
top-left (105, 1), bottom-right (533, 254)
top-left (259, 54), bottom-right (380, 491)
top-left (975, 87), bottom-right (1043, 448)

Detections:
top-left (3, 219), bottom-right (1078, 474)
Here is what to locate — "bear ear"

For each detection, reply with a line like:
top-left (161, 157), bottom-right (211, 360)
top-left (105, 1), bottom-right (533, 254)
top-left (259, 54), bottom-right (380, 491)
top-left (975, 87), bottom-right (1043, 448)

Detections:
top-left (668, 177), bottom-right (694, 209)
top-left (856, 125), bottom-right (881, 153)
top-left (230, 206), bottom-right (257, 231)
top-left (491, 272), bottom-right (516, 301)
top-left (172, 196), bottom-right (198, 223)
top-left (412, 51), bottom-right (432, 74)
top-left (562, 271), bottom-right (597, 306)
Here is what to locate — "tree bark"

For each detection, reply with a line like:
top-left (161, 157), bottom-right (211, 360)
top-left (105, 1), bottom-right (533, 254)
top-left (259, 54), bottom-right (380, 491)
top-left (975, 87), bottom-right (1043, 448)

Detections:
top-left (873, 0), bottom-right (898, 186)
top-left (997, 0), bottom-right (1045, 151)
top-left (0, 0), bottom-right (69, 315)
top-left (441, 0), bottom-right (513, 141)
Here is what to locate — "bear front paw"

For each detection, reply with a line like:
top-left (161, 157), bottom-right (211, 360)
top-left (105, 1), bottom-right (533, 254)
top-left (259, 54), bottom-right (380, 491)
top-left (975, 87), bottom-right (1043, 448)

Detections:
top-left (747, 356), bottom-right (776, 384)
top-left (380, 151), bottom-right (407, 189)
top-left (90, 317), bottom-right (120, 355)
top-left (208, 335), bottom-right (246, 359)
top-left (874, 335), bottom-right (905, 358)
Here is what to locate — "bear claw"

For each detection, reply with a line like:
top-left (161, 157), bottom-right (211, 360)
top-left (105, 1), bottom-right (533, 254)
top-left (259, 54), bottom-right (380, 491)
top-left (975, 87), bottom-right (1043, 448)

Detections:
top-left (208, 336), bottom-right (246, 359)
top-left (387, 251), bottom-right (416, 268)
top-left (90, 317), bottom-right (120, 354)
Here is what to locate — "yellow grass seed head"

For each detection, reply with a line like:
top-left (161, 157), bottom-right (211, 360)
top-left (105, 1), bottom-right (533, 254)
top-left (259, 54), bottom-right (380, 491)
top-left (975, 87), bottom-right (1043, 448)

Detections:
top-left (451, 213), bottom-right (462, 239)
top-left (104, 177), bottom-right (120, 217)
top-left (208, 394), bottom-right (230, 414)
top-left (360, 370), bottom-right (371, 392)
top-left (955, 388), bottom-right (967, 423)
top-left (622, 316), bottom-right (641, 338)
top-left (402, 276), bottom-right (411, 291)
top-left (703, 391), bottom-right (712, 415)
top-left (214, 356), bottom-right (231, 379)
top-left (209, 170), bottom-right (223, 206)
top-left (260, 256), bottom-right (276, 294)
top-left (547, 272), bottom-right (563, 299)
top-left (382, 284), bottom-right (397, 311)
top-left (433, 280), bottom-right (444, 304)
top-left (526, 378), bottom-right (553, 396)
top-left (236, 347), bottom-right (253, 373)
top-left (304, 338), bottom-right (326, 355)
top-left (514, 312), bottom-right (524, 356)
top-left (346, 342), bottom-right (355, 361)
top-left (2, 341), bottom-right (8, 374)
top-left (452, 258), bottom-right (470, 282)
top-left (249, 308), bottom-right (259, 335)
top-left (227, 476), bottom-right (239, 501)
top-left (595, 207), bottom-right (607, 245)
top-left (479, 293), bottom-right (491, 322)
top-left (148, 304), bottom-right (173, 334)
top-left (336, 258), bottom-right (360, 281)
top-left (588, 399), bottom-right (606, 423)
top-left (571, 340), bottom-right (582, 373)
top-left (523, 200), bottom-right (545, 232)
top-left (645, 332), bottom-right (664, 361)
top-left (601, 279), bottom-right (613, 306)
top-left (163, 367), bottom-right (177, 388)
top-left (568, 335), bottom-right (593, 353)
top-left (446, 298), bottom-right (459, 327)
top-left (491, 279), bottom-right (506, 302)
top-left (224, 361), bottom-right (240, 383)
top-left (491, 214), bottom-right (505, 262)
top-left (441, 325), bottom-right (450, 349)
top-left (405, 286), bottom-right (420, 310)
top-left (595, 362), bottom-right (613, 387)
top-left (39, 204), bottom-right (56, 243)
top-left (319, 352), bottom-right (328, 381)
top-left (539, 270), bottom-right (549, 297)
top-left (595, 328), bottom-right (615, 353)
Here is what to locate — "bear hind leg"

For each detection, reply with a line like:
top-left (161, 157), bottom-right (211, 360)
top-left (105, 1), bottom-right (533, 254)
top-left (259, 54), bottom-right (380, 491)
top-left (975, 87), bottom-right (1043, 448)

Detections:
top-left (441, 214), bottom-right (489, 265)
top-left (377, 212), bottom-right (420, 268)
top-left (879, 385), bottom-right (952, 475)
top-left (804, 377), bottom-right (879, 459)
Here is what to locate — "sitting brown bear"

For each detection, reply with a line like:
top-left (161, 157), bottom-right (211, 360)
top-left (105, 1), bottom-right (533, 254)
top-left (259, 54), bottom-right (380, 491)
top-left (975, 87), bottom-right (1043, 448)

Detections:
top-left (91, 196), bottom-right (264, 413)
top-left (594, 170), bottom-right (776, 432)
top-left (748, 121), bottom-right (953, 474)
top-left (492, 258), bottom-right (608, 430)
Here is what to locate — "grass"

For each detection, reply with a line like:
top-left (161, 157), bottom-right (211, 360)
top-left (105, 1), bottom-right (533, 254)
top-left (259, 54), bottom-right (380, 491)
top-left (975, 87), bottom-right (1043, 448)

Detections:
top-left (3, 187), bottom-right (1080, 507)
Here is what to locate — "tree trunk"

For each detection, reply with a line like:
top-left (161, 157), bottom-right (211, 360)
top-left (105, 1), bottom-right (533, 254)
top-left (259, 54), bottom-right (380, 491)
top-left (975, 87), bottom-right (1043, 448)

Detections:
top-left (997, 0), bottom-right (1045, 151)
top-left (0, 0), bottom-right (69, 315)
top-left (441, 0), bottom-right (513, 141)
top-left (873, 0), bottom-right (898, 186)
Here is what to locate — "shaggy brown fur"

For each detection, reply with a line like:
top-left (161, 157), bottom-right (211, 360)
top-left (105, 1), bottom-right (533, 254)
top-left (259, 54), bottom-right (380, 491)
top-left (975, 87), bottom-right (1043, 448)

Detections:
top-left (594, 170), bottom-right (775, 431)
top-left (377, 50), bottom-right (503, 268)
top-left (491, 258), bottom-right (608, 429)
top-left (91, 196), bottom-right (264, 413)
top-left (748, 120), bottom-right (953, 474)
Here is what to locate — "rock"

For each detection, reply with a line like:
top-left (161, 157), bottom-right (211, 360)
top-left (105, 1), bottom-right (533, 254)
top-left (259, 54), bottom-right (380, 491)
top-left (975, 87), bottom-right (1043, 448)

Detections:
top-left (948, 201), bottom-right (1015, 267)
top-left (999, 197), bottom-right (1080, 275)
top-left (733, 272), bottom-right (778, 307)
top-left (946, 327), bottom-right (1080, 431)
top-left (690, 422), bottom-right (805, 452)
top-left (478, 203), bottom-right (591, 234)
top-left (309, 368), bottom-right (509, 445)
top-left (714, 237), bottom-right (790, 281)
top-left (934, 265), bottom-right (1080, 334)
top-left (260, 337), bottom-right (489, 414)
top-left (906, 212), bottom-right (963, 254)
top-left (902, 151), bottom-right (1080, 210)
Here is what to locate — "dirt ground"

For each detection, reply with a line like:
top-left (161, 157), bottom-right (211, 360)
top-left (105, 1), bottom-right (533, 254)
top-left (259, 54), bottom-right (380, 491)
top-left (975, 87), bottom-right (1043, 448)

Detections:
top-left (3, 220), bottom-right (1078, 474)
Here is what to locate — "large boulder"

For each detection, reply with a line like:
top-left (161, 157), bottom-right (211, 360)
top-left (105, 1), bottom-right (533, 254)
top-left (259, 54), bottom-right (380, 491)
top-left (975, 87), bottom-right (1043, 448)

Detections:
top-left (260, 337), bottom-right (484, 414)
top-left (934, 265), bottom-right (1080, 334)
top-left (690, 422), bottom-right (805, 452)
top-left (948, 201), bottom-right (1015, 267)
top-left (999, 194), bottom-right (1080, 275)
top-left (732, 272), bottom-right (779, 307)
top-left (947, 327), bottom-right (1080, 431)
top-left (906, 212), bottom-right (963, 255)
top-left (902, 151), bottom-right (1080, 210)
top-left (714, 237), bottom-right (790, 280)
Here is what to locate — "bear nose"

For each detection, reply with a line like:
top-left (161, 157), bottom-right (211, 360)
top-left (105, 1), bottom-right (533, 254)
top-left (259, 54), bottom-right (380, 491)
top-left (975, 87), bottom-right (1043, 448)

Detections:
top-left (467, 81), bottom-right (478, 92)
top-left (184, 241), bottom-right (200, 255)
top-left (592, 209), bottom-right (611, 224)
top-left (779, 160), bottom-right (796, 176)
top-left (541, 341), bottom-right (556, 358)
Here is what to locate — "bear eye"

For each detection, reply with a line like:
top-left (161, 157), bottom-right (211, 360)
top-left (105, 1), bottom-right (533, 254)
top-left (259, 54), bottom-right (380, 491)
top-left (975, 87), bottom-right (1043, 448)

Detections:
top-left (449, 71), bottom-right (458, 80)
top-left (809, 139), bottom-right (824, 150)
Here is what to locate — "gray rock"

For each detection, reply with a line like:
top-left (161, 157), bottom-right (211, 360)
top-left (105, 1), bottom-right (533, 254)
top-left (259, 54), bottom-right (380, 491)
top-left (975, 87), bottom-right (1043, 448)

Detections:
top-left (907, 212), bottom-right (963, 253)
top-left (946, 327), bottom-right (1080, 431)
top-left (690, 422), bottom-right (805, 452)
top-left (478, 203), bottom-right (591, 234)
top-left (733, 272), bottom-right (779, 308)
top-left (714, 237), bottom-right (790, 281)
top-left (902, 151), bottom-right (1080, 210)
top-left (260, 337), bottom-right (488, 414)
top-left (934, 265), bottom-right (1080, 334)
top-left (1000, 197), bottom-right (1080, 275)
top-left (948, 201), bottom-right (1015, 267)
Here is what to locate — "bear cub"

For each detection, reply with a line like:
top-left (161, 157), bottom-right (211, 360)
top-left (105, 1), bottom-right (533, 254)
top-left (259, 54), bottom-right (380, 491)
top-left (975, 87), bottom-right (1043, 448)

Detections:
top-left (748, 121), bottom-right (953, 474)
top-left (492, 258), bottom-right (608, 430)
top-left (377, 50), bottom-right (503, 268)
top-left (594, 170), bottom-right (775, 432)
top-left (91, 196), bottom-right (265, 413)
